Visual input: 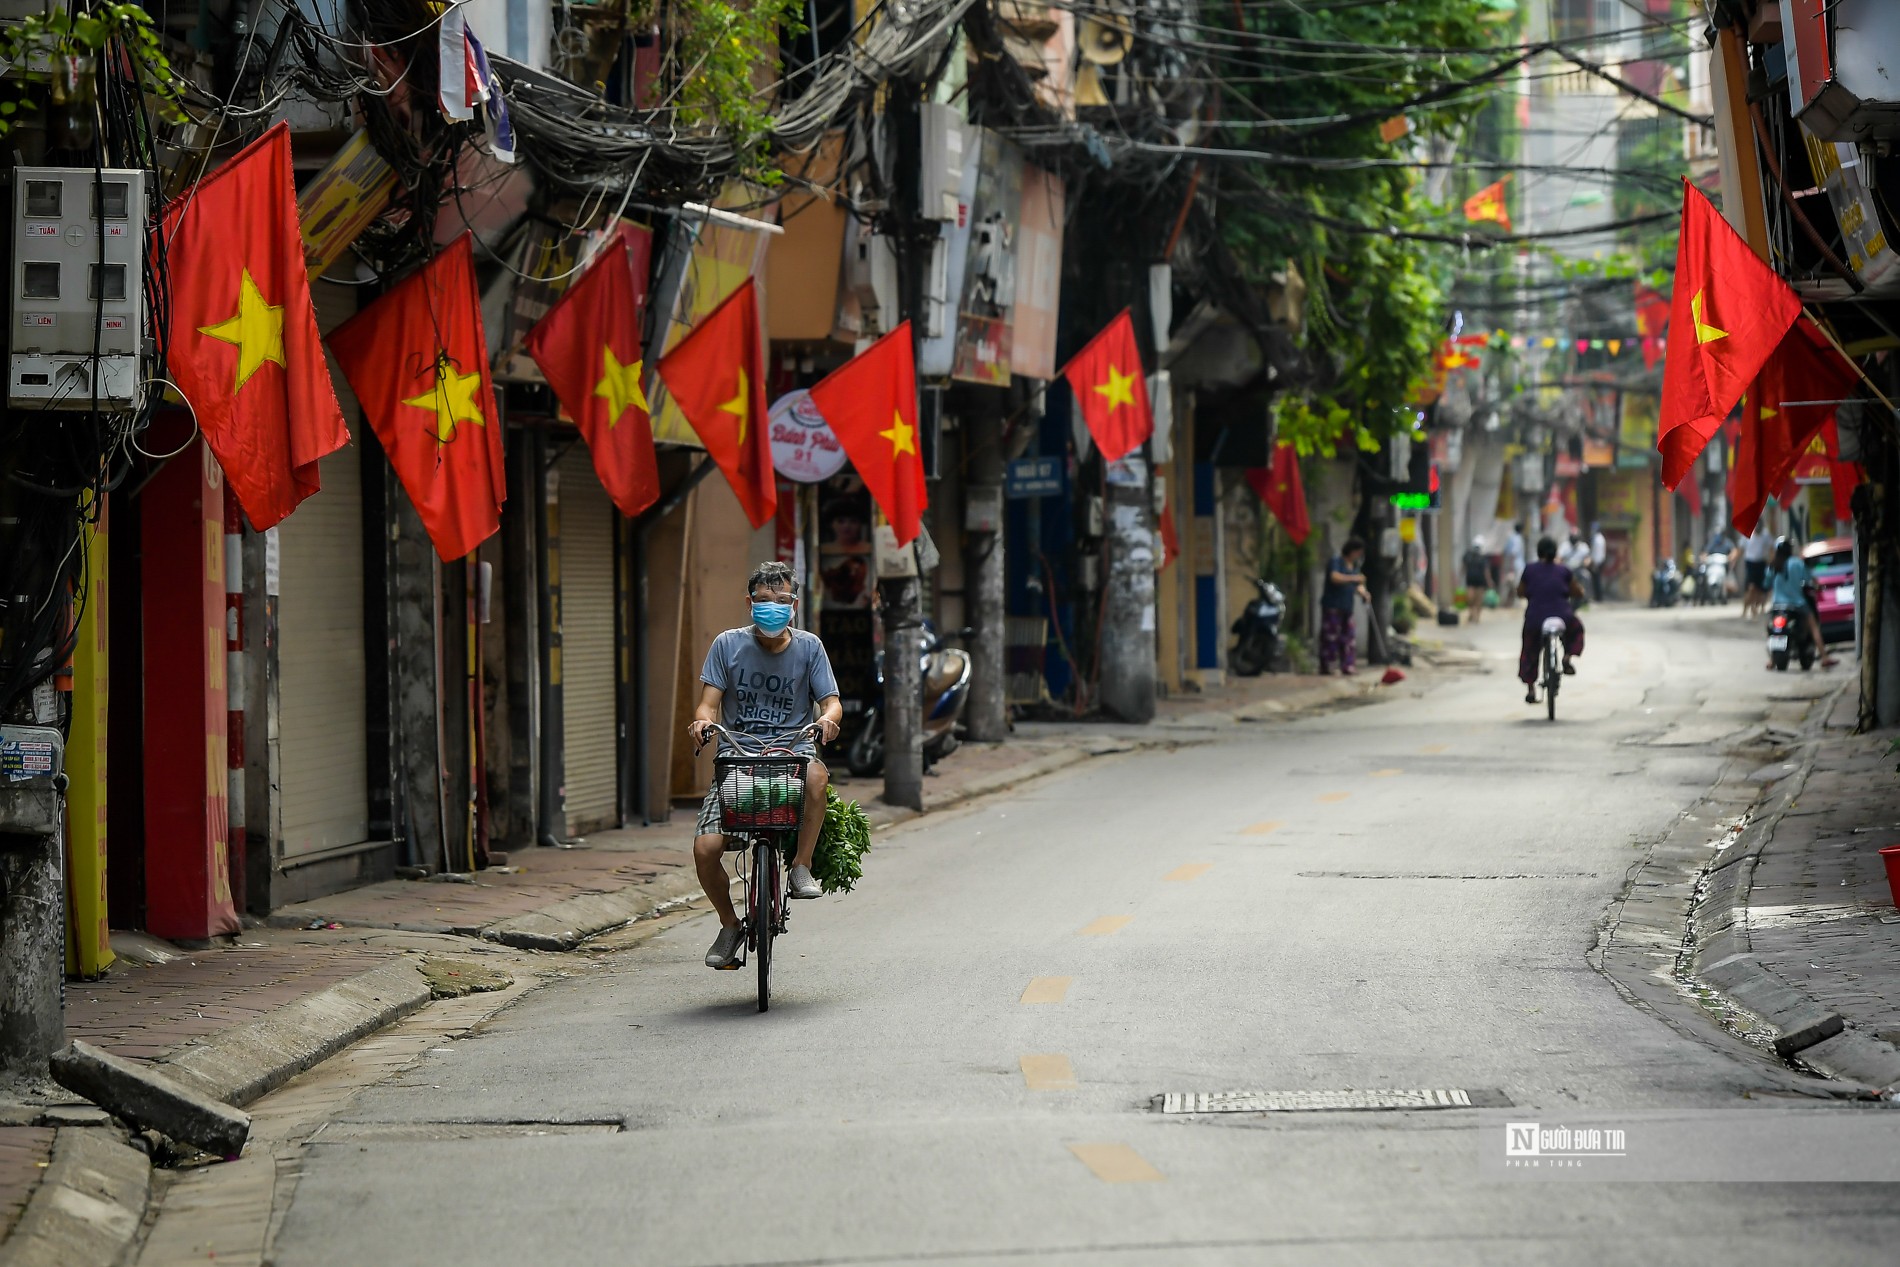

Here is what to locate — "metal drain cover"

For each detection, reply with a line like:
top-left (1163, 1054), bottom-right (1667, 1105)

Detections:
top-left (1155, 1088), bottom-right (1476, 1114)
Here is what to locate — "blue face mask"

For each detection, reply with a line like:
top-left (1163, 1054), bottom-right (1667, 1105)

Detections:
top-left (751, 600), bottom-right (794, 635)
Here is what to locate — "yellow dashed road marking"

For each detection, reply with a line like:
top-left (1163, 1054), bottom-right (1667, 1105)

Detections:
top-left (1068, 1143), bottom-right (1165, 1183)
top-left (1020, 976), bottom-right (1072, 1004)
top-left (1240, 821), bottom-right (1283, 836)
top-left (1419, 744), bottom-right (1449, 754)
top-left (1370, 768), bottom-right (1402, 778)
top-left (1020, 1054), bottom-right (1077, 1090)
top-left (1317, 791), bottom-right (1351, 803)
top-left (1078, 915), bottom-right (1134, 936)
top-left (1164, 863), bottom-right (1213, 881)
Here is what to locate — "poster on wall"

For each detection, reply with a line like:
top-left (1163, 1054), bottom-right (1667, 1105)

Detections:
top-left (817, 473), bottom-right (873, 610)
top-left (951, 132), bottom-right (1024, 386)
top-left (1011, 163), bottom-right (1066, 380)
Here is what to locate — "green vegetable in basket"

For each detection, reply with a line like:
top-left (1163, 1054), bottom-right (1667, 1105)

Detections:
top-left (809, 786), bottom-right (872, 894)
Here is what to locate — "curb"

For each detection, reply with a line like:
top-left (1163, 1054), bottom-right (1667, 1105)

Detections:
top-left (151, 959), bottom-right (432, 1109)
top-left (1678, 681), bottom-right (1900, 1085)
top-left (481, 872), bottom-right (704, 951)
top-left (0, 1126), bottom-right (149, 1267)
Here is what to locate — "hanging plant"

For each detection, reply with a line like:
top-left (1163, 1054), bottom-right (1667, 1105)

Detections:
top-left (0, 4), bottom-right (189, 138)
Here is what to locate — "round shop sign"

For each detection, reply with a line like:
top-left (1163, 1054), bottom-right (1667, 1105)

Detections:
top-left (768, 389), bottom-right (848, 483)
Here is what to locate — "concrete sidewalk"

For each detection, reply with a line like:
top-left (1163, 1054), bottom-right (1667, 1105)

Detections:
top-left (1695, 684), bottom-right (1900, 1089)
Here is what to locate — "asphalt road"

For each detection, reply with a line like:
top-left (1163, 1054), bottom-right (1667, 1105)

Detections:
top-left (270, 603), bottom-right (1900, 1266)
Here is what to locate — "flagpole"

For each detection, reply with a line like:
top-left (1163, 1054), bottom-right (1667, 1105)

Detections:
top-left (1803, 309), bottom-right (1898, 420)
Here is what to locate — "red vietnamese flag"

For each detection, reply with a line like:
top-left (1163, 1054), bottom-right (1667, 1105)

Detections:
top-left (1062, 310), bottom-right (1153, 463)
top-left (1658, 180), bottom-right (1803, 489)
top-left (656, 280), bottom-right (774, 528)
top-left (1824, 420), bottom-right (1865, 520)
top-left (523, 238), bottom-right (660, 517)
top-left (1729, 318), bottom-right (1859, 535)
top-left (1245, 443), bottom-right (1310, 544)
top-left (164, 122), bottom-right (347, 529)
top-left (1463, 178), bottom-right (1512, 232)
top-left (328, 235), bottom-right (505, 559)
top-left (806, 323), bottom-right (929, 546)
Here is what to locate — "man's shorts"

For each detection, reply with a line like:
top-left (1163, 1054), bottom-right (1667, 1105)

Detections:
top-left (1746, 560), bottom-right (1768, 590)
top-left (694, 754), bottom-right (827, 848)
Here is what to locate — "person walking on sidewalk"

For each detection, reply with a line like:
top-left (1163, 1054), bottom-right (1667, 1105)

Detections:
top-left (687, 561), bottom-right (844, 969)
top-left (1589, 522), bottom-right (1608, 601)
top-left (1462, 537), bottom-right (1492, 624)
top-left (1742, 520), bottom-right (1773, 618)
top-left (1320, 538), bottom-right (1371, 675)
top-left (1501, 523), bottom-right (1526, 607)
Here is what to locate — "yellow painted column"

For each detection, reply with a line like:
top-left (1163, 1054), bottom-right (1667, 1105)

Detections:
top-left (65, 500), bottom-right (113, 978)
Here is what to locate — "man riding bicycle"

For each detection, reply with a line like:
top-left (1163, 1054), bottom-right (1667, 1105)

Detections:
top-left (1518, 536), bottom-right (1586, 705)
top-left (688, 562), bottom-right (843, 970)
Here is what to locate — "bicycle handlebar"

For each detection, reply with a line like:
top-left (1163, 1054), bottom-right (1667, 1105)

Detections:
top-left (693, 721), bottom-right (820, 757)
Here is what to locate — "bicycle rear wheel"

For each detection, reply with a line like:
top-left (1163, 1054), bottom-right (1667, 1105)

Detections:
top-left (753, 841), bottom-right (777, 1012)
top-left (1544, 635), bottom-right (1561, 721)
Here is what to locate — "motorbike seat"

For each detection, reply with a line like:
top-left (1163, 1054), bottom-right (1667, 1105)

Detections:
top-left (927, 649), bottom-right (970, 695)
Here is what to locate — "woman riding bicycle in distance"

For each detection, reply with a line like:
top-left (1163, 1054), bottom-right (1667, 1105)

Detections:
top-left (1518, 536), bottom-right (1586, 705)
top-left (688, 561), bottom-right (844, 970)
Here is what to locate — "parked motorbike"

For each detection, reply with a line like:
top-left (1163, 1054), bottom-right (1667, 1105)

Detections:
top-left (846, 624), bottom-right (973, 777)
top-left (1766, 603), bottom-right (1817, 672)
top-left (1694, 552), bottom-right (1730, 607)
top-left (1650, 558), bottom-right (1681, 608)
top-left (1229, 577), bottom-right (1287, 676)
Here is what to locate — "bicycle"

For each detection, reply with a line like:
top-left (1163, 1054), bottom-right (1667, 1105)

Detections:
top-left (696, 723), bottom-right (818, 1013)
top-left (1538, 616), bottom-right (1566, 721)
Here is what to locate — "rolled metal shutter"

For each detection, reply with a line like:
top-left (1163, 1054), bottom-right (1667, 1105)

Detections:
top-left (559, 448), bottom-right (620, 835)
top-left (276, 442), bottom-right (372, 858)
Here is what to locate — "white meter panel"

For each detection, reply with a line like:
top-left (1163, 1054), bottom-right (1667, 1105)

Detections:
top-left (10, 167), bottom-right (145, 409)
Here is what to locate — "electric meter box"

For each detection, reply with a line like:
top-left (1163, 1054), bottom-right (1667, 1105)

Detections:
top-left (9, 167), bottom-right (145, 409)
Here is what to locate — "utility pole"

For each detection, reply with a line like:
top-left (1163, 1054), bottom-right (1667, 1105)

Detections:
top-left (1098, 452), bottom-right (1158, 722)
top-left (965, 407), bottom-right (1007, 742)
top-left (881, 79), bottom-right (928, 810)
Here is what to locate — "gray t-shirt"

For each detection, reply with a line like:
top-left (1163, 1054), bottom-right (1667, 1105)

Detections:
top-left (700, 627), bottom-right (839, 752)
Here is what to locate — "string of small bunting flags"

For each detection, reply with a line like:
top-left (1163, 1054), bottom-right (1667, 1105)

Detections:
top-left (1435, 331), bottom-right (1668, 366)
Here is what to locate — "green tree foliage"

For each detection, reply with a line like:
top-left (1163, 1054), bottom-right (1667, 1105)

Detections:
top-left (672, 0), bottom-right (806, 183)
top-left (1211, 2), bottom-right (1502, 451)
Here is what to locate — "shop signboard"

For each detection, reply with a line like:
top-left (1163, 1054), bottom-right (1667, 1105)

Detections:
top-left (768, 390), bottom-right (849, 483)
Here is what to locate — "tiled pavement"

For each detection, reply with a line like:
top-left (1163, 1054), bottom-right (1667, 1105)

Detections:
top-left (63, 944), bottom-right (407, 1062)
top-left (0, 1127), bottom-right (53, 1240)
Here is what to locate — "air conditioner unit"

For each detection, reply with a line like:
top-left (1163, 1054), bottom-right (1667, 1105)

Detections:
top-left (9, 168), bottom-right (145, 409)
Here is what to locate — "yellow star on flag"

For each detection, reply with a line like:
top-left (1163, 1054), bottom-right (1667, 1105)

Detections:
top-left (594, 347), bottom-right (649, 427)
top-left (880, 411), bottom-right (916, 457)
top-left (1094, 364), bottom-right (1138, 411)
top-left (1691, 291), bottom-right (1729, 346)
top-left (717, 368), bottom-right (750, 442)
top-left (402, 355), bottom-right (487, 444)
top-left (199, 268), bottom-right (285, 392)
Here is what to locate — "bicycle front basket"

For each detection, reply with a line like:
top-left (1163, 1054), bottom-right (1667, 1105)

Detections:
top-left (714, 756), bottom-right (808, 832)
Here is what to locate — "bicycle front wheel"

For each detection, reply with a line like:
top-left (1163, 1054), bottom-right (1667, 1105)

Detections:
top-left (753, 841), bottom-right (777, 1013)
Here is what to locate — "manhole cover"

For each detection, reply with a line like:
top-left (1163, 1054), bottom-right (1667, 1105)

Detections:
top-left (1154, 1088), bottom-right (1477, 1114)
